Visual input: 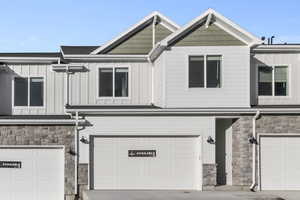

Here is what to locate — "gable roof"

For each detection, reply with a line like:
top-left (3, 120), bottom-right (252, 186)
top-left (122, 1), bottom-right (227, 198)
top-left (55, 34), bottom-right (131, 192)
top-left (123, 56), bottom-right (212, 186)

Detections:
top-left (61, 46), bottom-right (99, 55)
top-left (149, 9), bottom-right (262, 61)
top-left (161, 8), bottom-right (262, 47)
top-left (90, 11), bottom-right (180, 55)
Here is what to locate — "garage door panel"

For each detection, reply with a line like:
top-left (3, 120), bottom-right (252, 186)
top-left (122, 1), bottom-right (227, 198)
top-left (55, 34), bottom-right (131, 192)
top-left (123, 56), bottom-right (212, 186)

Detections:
top-left (93, 136), bottom-right (201, 190)
top-left (0, 147), bottom-right (64, 200)
top-left (261, 136), bottom-right (300, 190)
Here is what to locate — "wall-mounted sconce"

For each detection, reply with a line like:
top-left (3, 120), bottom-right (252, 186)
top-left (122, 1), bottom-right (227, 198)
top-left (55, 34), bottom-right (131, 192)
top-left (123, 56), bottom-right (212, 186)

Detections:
top-left (80, 136), bottom-right (90, 144)
top-left (248, 136), bottom-right (258, 144)
top-left (68, 149), bottom-right (77, 156)
top-left (207, 136), bottom-right (215, 144)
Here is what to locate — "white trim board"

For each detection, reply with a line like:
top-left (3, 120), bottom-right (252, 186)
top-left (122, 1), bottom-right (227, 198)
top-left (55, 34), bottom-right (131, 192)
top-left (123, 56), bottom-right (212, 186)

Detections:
top-left (91, 11), bottom-right (180, 55)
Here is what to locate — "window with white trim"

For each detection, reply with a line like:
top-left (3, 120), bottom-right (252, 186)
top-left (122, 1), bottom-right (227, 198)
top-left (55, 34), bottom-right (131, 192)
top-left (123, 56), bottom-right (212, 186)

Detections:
top-left (14, 77), bottom-right (44, 107)
top-left (98, 67), bottom-right (129, 97)
top-left (258, 65), bottom-right (288, 96)
top-left (189, 55), bottom-right (221, 88)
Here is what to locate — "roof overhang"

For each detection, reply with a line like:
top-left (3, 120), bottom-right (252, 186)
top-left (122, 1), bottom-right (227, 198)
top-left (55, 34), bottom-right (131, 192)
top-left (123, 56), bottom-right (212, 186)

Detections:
top-left (252, 45), bottom-right (300, 53)
top-left (90, 11), bottom-right (180, 55)
top-left (62, 54), bottom-right (149, 62)
top-left (66, 107), bottom-right (300, 116)
top-left (52, 64), bottom-right (88, 73)
top-left (0, 119), bottom-right (86, 125)
top-left (0, 57), bottom-right (60, 64)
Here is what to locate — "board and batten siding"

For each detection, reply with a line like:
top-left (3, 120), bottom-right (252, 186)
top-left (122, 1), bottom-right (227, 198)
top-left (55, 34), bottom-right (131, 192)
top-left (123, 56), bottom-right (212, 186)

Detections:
top-left (0, 64), bottom-right (65, 115)
top-left (79, 116), bottom-right (215, 164)
top-left (153, 54), bottom-right (165, 107)
top-left (251, 53), bottom-right (300, 105)
top-left (69, 62), bottom-right (152, 105)
top-left (163, 46), bottom-right (251, 108)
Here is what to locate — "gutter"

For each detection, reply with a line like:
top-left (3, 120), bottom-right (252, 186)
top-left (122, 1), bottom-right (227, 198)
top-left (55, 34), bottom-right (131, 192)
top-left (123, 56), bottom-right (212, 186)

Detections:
top-left (62, 54), bottom-right (148, 62)
top-left (0, 119), bottom-right (86, 125)
top-left (64, 108), bottom-right (300, 115)
top-left (250, 110), bottom-right (260, 191)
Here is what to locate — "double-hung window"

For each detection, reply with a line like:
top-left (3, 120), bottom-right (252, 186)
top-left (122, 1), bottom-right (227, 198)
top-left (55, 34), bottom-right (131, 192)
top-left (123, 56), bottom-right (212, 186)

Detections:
top-left (14, 77), bottom-right (44, 107)
top-left (258, 65), bottom-right (288, 96)
top-left (98, 67), bottom-right (129, 98)
top-left (189, 55), bottom-right (221, 88)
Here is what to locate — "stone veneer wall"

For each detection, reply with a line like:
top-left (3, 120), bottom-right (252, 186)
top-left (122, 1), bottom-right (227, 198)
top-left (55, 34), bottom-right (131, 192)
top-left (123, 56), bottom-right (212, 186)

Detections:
top-left (232, 115), bottom-right (300, 186)
top-left (78, 163), bottom-right (89, 200)
top-left (0, 125), bottom-right (76, 199)
top-left (202, 163), bottom-right (217, 187)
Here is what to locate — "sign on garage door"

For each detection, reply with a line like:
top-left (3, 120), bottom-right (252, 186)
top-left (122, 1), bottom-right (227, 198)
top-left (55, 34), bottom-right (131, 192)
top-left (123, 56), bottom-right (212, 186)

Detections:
top-left (91, 136), bottom-right (202, 190)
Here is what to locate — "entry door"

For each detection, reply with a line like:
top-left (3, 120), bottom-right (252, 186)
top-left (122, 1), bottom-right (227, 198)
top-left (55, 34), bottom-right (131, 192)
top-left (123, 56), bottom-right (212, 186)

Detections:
top-left (92, 136), bottom-right (201, 190)
top-left (0, 147), bottom-right (64, 200)
top-left (260, 136), bottom-right (300, 190)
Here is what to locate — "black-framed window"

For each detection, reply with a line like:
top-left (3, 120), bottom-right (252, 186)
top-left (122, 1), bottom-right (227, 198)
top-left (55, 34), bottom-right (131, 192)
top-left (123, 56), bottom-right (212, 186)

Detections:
top-left (14, 77), bottom-right (44, 107)
top-left (258, 65), bottom-right (288, 96)
top-left (98, 67), bottom-right (129, 97)
top-left (189, 55), bottom-right (221, 88)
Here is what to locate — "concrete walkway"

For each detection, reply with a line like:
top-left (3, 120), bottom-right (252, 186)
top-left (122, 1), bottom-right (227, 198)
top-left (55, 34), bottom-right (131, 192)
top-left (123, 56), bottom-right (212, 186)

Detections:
top-left (82, 190), bottom-right (296, 200)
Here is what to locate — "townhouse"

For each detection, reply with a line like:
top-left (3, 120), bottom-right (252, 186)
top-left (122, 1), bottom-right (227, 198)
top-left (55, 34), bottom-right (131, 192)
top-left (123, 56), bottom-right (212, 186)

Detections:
top-left (0, 8), bottom-right (300, 200)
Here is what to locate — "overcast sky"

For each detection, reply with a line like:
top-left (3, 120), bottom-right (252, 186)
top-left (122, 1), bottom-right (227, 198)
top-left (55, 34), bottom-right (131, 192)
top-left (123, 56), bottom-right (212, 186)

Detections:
top-left (0, 0), bottom-right (299, 52)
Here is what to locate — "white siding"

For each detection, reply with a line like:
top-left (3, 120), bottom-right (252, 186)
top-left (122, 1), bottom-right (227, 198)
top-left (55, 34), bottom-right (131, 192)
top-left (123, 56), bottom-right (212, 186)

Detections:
top-left (79, 116), bottom-right (215, 164)
top-left (0, 64), bottom-right (65, 115)
top-left (252, 53), bottom-right (300, 105)
top-left (163, 46), bottom-right (251, 108)
top-left (153, 54), bottom-right (165, 107)
top-left (69, 62), bottom-right (152, 105)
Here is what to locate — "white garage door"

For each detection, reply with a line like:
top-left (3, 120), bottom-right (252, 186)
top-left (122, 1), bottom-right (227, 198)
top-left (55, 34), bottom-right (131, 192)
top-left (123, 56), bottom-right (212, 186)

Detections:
top-left (0, 147), bottom-right (64, 200)
top-left (92, 136), bottom-right (201, 190)
top-left (260, 136), bottom-right (300, 190)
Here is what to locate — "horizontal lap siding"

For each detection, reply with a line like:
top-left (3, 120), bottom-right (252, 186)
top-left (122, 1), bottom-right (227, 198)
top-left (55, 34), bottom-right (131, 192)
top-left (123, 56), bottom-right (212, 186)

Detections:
top-left (69, 62), bottom-right (152, 105)
top-left (3, 64), bottom-right (65, 115)
top-left (164, 46), bottom-right (250, 107)
top-left (252, 53), bottom-right (300, 105)
top-left (174, 24), bottom-right (246, 46)
top-left (106, 23), bottom-right (172, 55)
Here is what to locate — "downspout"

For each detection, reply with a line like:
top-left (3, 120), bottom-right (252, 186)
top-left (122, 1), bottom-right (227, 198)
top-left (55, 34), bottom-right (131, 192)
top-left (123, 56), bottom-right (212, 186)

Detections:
top-left (250, 110), bottom-right (260, 191)
top-left (75, 111), bottom-right (79, 197)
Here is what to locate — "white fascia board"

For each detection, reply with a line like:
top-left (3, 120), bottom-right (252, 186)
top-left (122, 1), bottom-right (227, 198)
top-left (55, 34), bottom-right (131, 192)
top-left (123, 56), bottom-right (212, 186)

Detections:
top-left (160, 8), bottom-right (262, 47)
top-left (91, 11), bottom-right (179, 55)
top-left (252, 45), bottom-right (300, 53)
top-left (63, 54), bottom-right (148, 62)
top-left (211, 9), bottom-right (262, 45)
top-left (0, 57), bottom-right (60, 64)
top-left (0, 119), bottom-right (86, 125)
top-left (65, 108), bottom-right (300, 115)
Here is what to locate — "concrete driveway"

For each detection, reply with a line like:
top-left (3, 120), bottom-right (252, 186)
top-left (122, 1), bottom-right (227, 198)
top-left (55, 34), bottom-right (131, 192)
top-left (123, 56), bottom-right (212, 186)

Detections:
top-left (82, 190), bottom-right (296, 200)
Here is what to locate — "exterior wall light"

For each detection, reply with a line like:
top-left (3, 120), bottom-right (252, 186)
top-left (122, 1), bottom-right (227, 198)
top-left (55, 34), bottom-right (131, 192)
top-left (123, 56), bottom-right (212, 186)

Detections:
top-left (80, 136), bottom-right (90, 144)
top-left (207, 136), bottom-right (215, 144)
top-left (248, 136), bottom-right (258, 144)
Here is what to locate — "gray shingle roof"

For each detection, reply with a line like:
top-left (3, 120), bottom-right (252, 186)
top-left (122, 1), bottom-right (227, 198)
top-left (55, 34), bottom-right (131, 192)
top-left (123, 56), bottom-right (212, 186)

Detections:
top-left (61, 46), bottom-right (100, 55)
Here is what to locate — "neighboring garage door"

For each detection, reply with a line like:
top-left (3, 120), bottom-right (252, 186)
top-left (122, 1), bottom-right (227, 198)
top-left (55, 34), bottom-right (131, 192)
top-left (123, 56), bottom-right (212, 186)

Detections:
top-left (260, 136), bottom-right (300, 190)
top-left (91, 136), bottom-right (202, 190)
top-left (0, 147), bottom-right (64, 200)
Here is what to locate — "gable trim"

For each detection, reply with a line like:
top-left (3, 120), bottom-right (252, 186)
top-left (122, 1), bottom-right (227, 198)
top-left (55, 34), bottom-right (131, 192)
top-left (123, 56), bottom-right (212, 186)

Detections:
top-left (91, 11), bottom-right (180, 55)
top-left (161, 8), bottom-right (262, 47)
